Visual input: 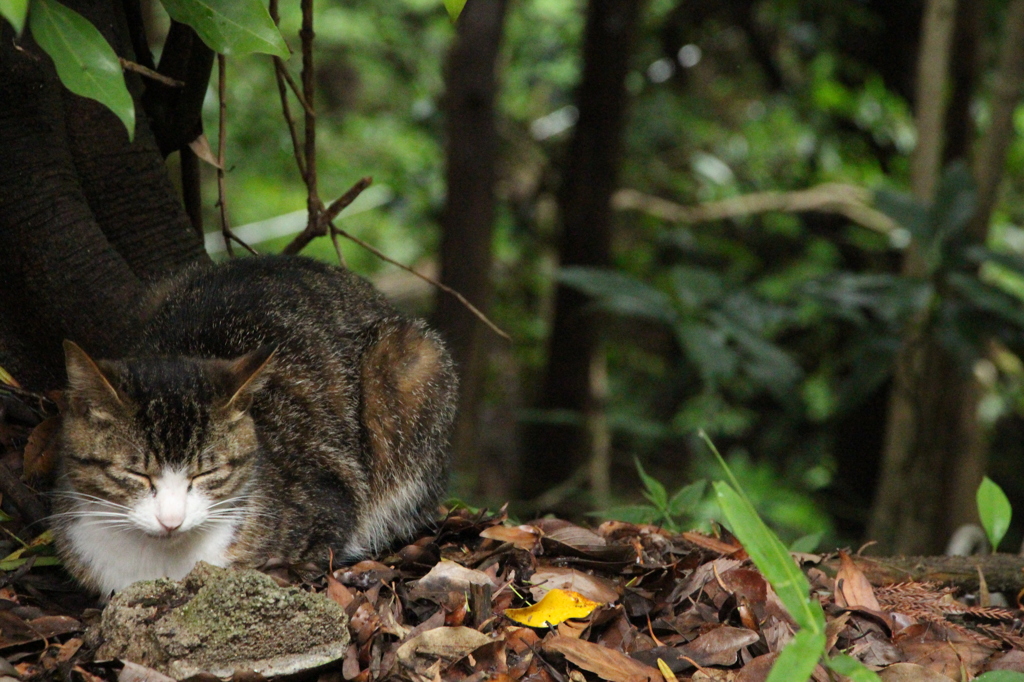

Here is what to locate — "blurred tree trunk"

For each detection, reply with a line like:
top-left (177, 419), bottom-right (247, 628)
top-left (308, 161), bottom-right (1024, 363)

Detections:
top-left (0, 0), bottom-right (209, 389)
top-left (869, 0), bottom-right (1024, 554)
top-left (519, 0), bottom-right (643, 502)
top-left (433, 0), bottom-right (510, 499)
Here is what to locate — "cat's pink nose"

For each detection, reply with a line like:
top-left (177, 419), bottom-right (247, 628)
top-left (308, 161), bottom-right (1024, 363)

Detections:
top-left (158, 517), bottom-right (182, 533)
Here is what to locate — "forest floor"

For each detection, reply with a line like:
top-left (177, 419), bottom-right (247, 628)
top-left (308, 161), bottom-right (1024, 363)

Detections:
top-left (3, 390), bottom-right (1024, 681)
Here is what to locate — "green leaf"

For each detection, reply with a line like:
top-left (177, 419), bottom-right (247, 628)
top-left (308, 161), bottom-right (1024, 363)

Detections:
top-left (635, 458), bottom-right (668, 510)
top-left (667, 480), bottom-right (707, 517)
top-left (0, 0), bottom-right (28, 34)
top-left (977, 476), bottom-right (1012, 552)
top-left (29, 0), bottom-right (135, 139)
top-left (443, 0), bottom-right (467, 21)
top-left (160, 0), bottom-right (289, 58)
top-left (704, 434), bottom-right (824, 634)
top-left (790, 532), bottom-right (823, 553)
top-left (826, 654), bottom-right (882, 682)
top-left (765, 629), bottom-right (826, 682)
top-left (559, 267), bottom-right (676, 325)
top-left (975, 672), bottom-right (1024, 682)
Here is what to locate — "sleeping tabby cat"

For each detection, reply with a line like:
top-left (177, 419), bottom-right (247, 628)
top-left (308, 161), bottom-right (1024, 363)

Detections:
top-left (52, 255), bottom-right (457, 596)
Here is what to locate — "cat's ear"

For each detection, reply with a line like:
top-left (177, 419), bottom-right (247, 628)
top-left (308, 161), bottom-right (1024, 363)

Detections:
top-left (63, 340), bottom-right (124, 420)
top-left (222, 345), bottom-right (277, 414)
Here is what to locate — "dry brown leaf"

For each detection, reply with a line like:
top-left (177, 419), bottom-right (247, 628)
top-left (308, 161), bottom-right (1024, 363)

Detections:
top-left (681, 531), bottom-right (743, 555)
top-left (188, 134), bottom-right (222, 169)
top-left (529, 567), bottom-right (620, 604)
top-left (409, 559), bottom-right (496, 600)
top-left (557, 618), bottom-right (589, 639)
top-left (835, 550), bottom-right (881, 611)
top-left (633, 626), bottom-right (759, 672)
top-left (543, 634), bottom-right (664, 682)
top-left (878, 662), bottom-right (956, 681)
top-left (479, 525), bottom-right (541, 551)
top-left (23, 416), bottom-right (59, 479)
top-left (732, 653), bottom-right (778, 682)
top-left (396, 626), bottom-right (492, 668)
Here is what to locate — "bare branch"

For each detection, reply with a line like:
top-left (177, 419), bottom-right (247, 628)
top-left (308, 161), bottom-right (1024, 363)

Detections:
top-left (612, 184), bottom-right (899, 235)
top-left (215, 55), bottom-right (257, 257)
top-left (119, 57), bottom-right (185, 87)
top-left (272, 59), bottom-right (307, 181)
top-left (330, 223), bottom-right (510, 342)
top-left (282, 177), bottom-right (371, 255)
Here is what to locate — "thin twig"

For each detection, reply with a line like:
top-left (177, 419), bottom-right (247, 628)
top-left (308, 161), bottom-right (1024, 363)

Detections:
top-left (300, 0), bottom-right (321, 238)
top-left (322, 176), bottom-right (372, 224)
top-left (276, 62), bottom-right (314, 117)
top-left (265, 0), bottom-right (504, 342)
top-left (273, 59), bottom-right (307, 180)
top-left (330, 222), bottom-right (510, 341)
top-left (215, 55), bottom-right (257, 257)
top-left (269, 0), bottom-right (307, 181)
top-left (118, 57), bottom-right (184, 87)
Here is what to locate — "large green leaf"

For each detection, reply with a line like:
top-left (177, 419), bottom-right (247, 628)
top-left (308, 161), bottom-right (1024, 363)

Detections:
top-left (765, 629), bottom-right (826, 682)
top-left (161, 0), bottom-right (288, 58)
top-left (977, 476), bottom-right (1012, 552)
top-left (443, 0), bottom-right (468, 21)
top-left (559, 266), bottom-right (677, 324)
top-left (29, 0), bottom-right (135, 139)
top-left (0, 0), bottom-right (28, 33)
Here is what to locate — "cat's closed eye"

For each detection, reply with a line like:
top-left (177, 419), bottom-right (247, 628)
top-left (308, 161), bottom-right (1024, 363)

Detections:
top-left (122, 470), bottom-right (153, 488)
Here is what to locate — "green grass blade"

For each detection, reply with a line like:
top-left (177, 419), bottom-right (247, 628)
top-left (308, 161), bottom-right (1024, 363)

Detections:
top-left (714, 481), bottom-right (824, 632)
top-left (160, 0), bottom-right (288, 58)
top-left (29, 0), bottom-right (135, 139)
top-left (765, 630), bottom-right (825, 682)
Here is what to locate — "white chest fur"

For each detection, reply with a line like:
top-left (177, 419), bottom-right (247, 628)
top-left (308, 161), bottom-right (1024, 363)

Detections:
top-left (66, 516), bottom-right (237, 596)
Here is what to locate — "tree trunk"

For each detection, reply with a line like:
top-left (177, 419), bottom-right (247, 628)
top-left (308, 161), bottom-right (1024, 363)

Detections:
top-left (869, 0), bottom-right (1024, 554)
top-left (433, 0), bottom-right (510, 499)
top-left (520, 0), bottom-right (643, 502)
top-left (0, 1), bottom-right (208, 390)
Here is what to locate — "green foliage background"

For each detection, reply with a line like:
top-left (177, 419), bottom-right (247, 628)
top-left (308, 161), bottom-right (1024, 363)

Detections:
top-left (21, 0), bottom-right (1024, 549)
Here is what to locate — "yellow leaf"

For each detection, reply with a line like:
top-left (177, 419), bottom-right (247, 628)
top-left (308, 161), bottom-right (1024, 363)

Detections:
top-left (504, 588), bottom-right (602, 628)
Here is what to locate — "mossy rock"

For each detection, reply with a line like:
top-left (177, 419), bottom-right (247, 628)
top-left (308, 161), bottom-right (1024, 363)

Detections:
top-left (94, 562), bottom-right (350, 679)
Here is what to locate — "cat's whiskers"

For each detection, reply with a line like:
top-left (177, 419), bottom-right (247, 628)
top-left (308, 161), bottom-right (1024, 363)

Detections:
top-left (50, 490), bottom-right (133, 512)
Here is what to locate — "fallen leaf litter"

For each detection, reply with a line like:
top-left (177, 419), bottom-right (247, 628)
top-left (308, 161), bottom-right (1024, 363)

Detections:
top-left (3, 384), bottom-right (1024, 680)
top-left (0, 506), bottom-right (1015, 681)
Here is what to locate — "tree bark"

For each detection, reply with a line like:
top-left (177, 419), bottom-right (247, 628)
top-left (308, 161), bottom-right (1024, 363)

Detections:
top-left (433, 0), bottom-right (510, 499)
top-left (868, 0), bottom-right (959, 555)
top-left (520, 0), bottom-right (643, 501)
top-left (869, 0), bottom-right (1024, 554)
top-left (0, 1), bottom-right (208, 389)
